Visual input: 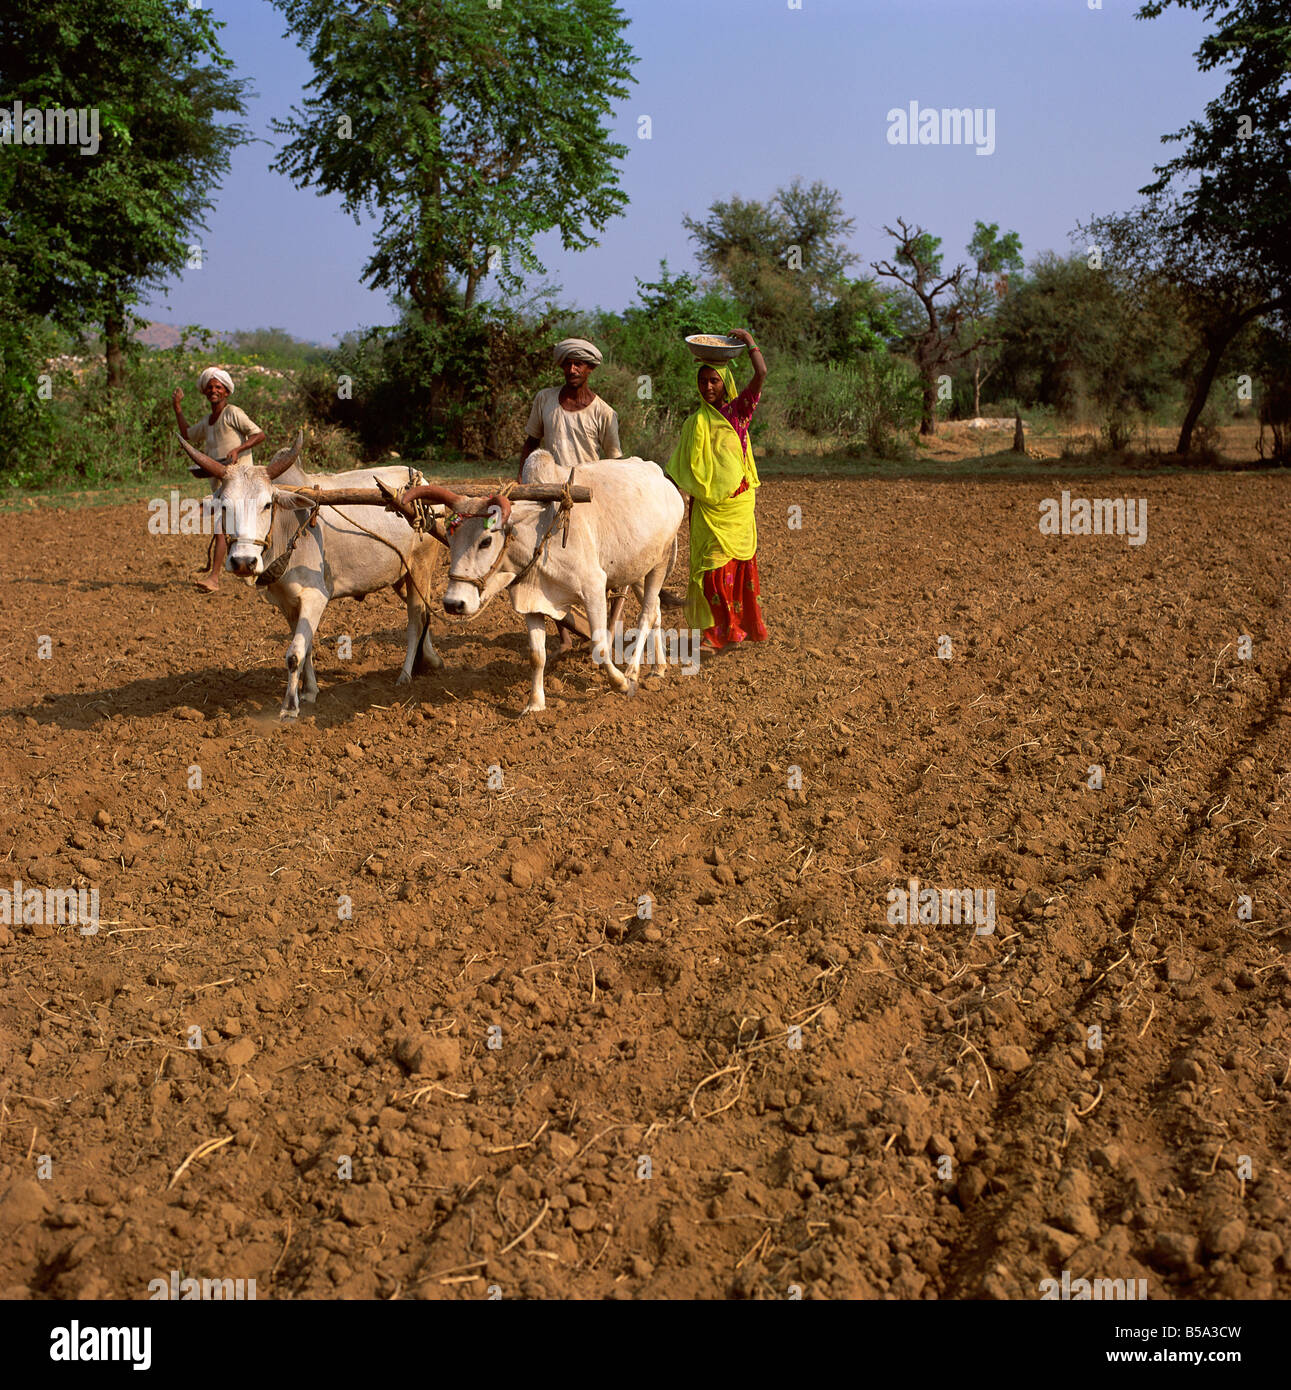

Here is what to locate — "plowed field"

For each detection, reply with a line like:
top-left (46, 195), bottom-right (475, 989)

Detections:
top-left (1, 468), bottom-right (1288, 1300)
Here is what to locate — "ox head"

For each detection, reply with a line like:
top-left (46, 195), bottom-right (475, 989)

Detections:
top-left (395, 484), bottom-right (516, 617)
top-left (177, 431), bottom-right (304, 577)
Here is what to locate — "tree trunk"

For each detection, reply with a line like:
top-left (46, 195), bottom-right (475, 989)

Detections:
top-left (1176, 302), bottom-right (1271, 455)
top-left (1176, 330), bottom-right (1231, 456)
top-left (920, 375), bottom-right (938, 436)
top-left (104, 301), bottom-right (126, 391)
top-left (973, 356), bottom-right (982, 417)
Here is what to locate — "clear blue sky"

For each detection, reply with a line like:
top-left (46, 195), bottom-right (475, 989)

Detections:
top-left (141, 0), bottom-right (1218, 344)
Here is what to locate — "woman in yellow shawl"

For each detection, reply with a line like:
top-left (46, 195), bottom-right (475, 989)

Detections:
top-left (667, 328), bottom-right (769, 652)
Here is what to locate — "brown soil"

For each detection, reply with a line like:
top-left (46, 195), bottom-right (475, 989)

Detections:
top-left (1, 471), bottom-right (1288, 1301)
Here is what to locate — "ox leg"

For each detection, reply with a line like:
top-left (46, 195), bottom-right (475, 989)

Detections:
top-left (415, 617), bottom-right (444, 675)
top-left (302, 651), bottom-right (319, 703)
top-left (625, 565), bottom-right (666, 685)
top-left (282, 592), bottom-right (326, 719)
top-left (522, 613), bottom-right (548, 714)
top-left (652, 562), bottom-right (672, 676)
top-left (628, 582), bottom-right (666, 678)
top-left (586, 580), bottom-right (630, 694)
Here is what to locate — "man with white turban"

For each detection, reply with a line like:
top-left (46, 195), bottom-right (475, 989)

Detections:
top-left (519, 337), bottom-right (621, 475)
top-left (171, 367), bottom-right (266, 593)
top-left (517, 338), bottom-right (623, 650)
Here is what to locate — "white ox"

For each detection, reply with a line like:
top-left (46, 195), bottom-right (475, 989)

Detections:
top-left (396, 450), bottom-right (683, 714)
top-left (177, 430), bottom-right (446, 718)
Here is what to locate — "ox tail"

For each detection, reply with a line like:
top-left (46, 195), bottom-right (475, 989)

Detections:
top-left (659, 535), bottom-right (685, 609)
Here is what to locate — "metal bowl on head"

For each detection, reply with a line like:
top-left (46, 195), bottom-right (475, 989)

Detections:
top-left (685, 334), bottom-right (746, 364)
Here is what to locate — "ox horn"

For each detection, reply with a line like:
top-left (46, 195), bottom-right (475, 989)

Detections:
top-left (396, 484), bottom-right (511, 526)
top-left (476, 493), bottom-right (512, 526)
top-left (177, 432), bottom-right (226, 480)
top-left (395, 483), bottom-right (465, 523)
top-left (265, 429), bottom-right (304, 480)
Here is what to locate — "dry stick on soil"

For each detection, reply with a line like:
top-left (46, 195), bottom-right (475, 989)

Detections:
top-left (957, 1036), bottom-right (995, 1093)
top-left (166, 1133), bottom-right (233, 1191)
top-left (393, 1082), bottom-right (470, 1105)
top-left (688, 1063), bottom-right (745, 1120)
top-left (270, 1219), bottom-right (293, 1284)
top-left (736, 1227), bottom-right (772, 1270)
top-left (413, 1258), bottom-right (488, 1289)
top-left (1074, 1083), bottom-right (1104, 1117)
top-left (1092, 951), bottom-right (1130, 987)
top-left (573, 1124), bottom-right (627, 1161)
top-left (484, 1120), bottom-right (549, 1156)
top-left (498, 1199), bottom-right (550, 1256)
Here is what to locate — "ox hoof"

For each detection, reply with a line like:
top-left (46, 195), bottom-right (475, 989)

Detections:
top-left (396, 671), bottom-right (411, 688)
top-left (426, 653), bottom-right (445, 671)
top-left (302, 689), bottom-right (317, 704)
top-left (623, 679), bottom-right (639, 698)
top-left (521, 702), bottom-right (546, 716)
top-left (279, 707), bottom-right (299, 721)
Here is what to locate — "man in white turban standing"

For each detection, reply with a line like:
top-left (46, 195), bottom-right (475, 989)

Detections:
top-left (171, 368), bottom-right (266, 592)
top-left (519, 338), bottom-right (621, 476)
top-left (519, 338), bottom-right (622, 650)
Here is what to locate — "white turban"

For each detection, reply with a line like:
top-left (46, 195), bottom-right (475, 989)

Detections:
top-left (552, 338), bottom-right (602, 367)
top-left (197, 366), bottom-right (235, 395)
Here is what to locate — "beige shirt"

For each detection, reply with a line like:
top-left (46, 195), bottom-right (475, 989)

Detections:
top-left (187, 403), bottom-right (262, 468)
top-left (525, 388), bottom-right (621, 467)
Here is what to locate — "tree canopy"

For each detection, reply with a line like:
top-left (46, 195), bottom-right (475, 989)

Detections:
top-left (270, 0), bottom-right (635, 321)
top-left (682, 179), bottom-right (866, 355)
top-left (0, 0), bottom-right (250, 385)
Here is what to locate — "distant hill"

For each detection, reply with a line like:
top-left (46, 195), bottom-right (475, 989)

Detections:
top-left (135, 322), bottom-right (186, 349)
top-left (133, 322), bottom-right (331, 353)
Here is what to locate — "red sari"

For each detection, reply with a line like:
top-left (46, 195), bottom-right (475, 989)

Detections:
top-left (700, 386), bottom-right (769, 651)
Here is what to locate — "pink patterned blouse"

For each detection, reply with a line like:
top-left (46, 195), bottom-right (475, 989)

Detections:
top-left (718, 383), bottom-right (761, 461)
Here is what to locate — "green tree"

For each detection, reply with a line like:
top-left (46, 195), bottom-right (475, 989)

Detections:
top-left (0, 0), bottom-right (250, 391)
top-left (872, 219), bottom-right (971, 435)
top-left (1138, 0), bottom-right (1290, 284)
top-left (601, 259), bottom-right (746, 412)
top-left (957, 221), bottom-right (1024, 416)
top-left (271, 0), bottom-right (634, 323)
top-left (1253, 320), bottom-right (1291, 462)
top-left (1080, 198), bottom-right (1275, 453)
top-left (682, 179), bottom-right (861, 354)
top-left (816, 276), bottom-right (903, 361)
top-left (1135, 0), bottom-right (1289, 451)
top-left (994, 251), bottom-right (1188, 433)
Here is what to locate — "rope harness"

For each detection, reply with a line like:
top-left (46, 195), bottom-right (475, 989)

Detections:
top-left (256, 468), bottom-right (437, 615)
top-left (444, 473), bottom-right (576, 603)
top-left (255, 501), bottom-right (319, 587)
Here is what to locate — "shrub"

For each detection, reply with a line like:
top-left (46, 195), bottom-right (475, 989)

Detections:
top-left (781, 356), bottom-right (921, 458)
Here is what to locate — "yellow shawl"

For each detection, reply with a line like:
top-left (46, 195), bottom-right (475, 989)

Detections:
top-left (666, 363), bottom-right (761, 632)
